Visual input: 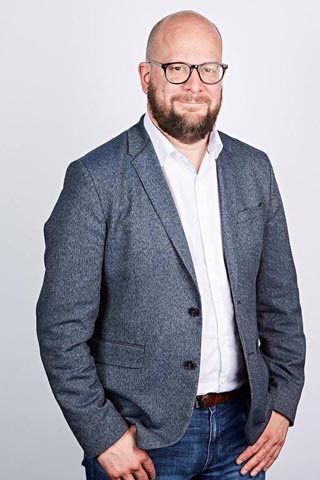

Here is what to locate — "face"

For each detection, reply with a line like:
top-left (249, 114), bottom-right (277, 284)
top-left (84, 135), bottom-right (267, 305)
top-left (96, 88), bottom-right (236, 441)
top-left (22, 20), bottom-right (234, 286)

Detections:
top-left (139, 17), bottom-right (224, 144)
top-left (147, 79), bottom-right (222, 144)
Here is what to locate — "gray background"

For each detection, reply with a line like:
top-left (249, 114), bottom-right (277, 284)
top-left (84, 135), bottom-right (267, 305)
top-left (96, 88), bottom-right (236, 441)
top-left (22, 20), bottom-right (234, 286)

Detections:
top-left (1, 1), bottom-right (318, 478)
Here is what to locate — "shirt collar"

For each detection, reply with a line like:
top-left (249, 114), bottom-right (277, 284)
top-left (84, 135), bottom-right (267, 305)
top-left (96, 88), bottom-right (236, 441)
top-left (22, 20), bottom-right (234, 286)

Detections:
top-left (143, 112), bottom-right (223, 168)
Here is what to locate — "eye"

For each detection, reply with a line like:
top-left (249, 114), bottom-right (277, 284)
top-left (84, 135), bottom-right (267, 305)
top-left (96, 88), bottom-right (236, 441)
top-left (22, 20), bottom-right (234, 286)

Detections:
top-left (168, 64), bottom-right (182, 72)
top-left (203, 65), bottom-right (217, 74)
top-left (167, 63), bottom-right (189, 73)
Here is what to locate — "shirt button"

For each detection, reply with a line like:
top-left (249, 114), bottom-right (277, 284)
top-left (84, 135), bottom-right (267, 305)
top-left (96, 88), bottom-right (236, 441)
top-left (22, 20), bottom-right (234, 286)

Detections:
top-left (188, 307), bottom-right (200, 317)
top-left (183, 360), bottom-right (196, 370)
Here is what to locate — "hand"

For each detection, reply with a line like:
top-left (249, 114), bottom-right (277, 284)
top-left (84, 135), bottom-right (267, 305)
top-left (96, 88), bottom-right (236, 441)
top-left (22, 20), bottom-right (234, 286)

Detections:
top-left (97, 424), bottom-right (156, 480)
top-left (236, 410), bottom-right (290, 477)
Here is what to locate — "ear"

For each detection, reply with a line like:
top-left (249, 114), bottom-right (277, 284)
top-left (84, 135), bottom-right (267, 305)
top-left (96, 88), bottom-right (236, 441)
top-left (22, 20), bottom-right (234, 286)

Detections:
top-left (138, 62), bottom-right (151, 94)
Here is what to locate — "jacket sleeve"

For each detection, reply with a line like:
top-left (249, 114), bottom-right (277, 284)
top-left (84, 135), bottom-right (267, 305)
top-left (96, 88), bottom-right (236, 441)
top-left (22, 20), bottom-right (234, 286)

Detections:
top-left (256, 156), bottom-right (306, 426)
top-left (36, 160), bottom-right (129, 459)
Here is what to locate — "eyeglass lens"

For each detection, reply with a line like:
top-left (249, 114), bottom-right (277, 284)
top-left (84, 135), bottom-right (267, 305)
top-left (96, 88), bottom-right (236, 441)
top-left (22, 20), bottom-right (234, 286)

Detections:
top-left (166, 63), bottom-right (224, 84)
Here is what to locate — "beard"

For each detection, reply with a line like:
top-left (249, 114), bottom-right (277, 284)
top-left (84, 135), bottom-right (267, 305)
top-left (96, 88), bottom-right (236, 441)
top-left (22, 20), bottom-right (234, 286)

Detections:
top-left (147, 81), bottom-right (222, 144)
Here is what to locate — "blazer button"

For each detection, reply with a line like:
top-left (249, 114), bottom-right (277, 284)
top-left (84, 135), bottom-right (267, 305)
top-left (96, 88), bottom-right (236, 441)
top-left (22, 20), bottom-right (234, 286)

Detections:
top-left (188, 307), bottom-right (200, 317)
top-left (184, 360), bottom-right (196, 370)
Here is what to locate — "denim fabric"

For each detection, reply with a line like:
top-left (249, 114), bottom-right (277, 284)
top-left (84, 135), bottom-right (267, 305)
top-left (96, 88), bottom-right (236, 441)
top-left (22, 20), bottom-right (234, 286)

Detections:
top-left (81, 396), bottom-right (265, 479)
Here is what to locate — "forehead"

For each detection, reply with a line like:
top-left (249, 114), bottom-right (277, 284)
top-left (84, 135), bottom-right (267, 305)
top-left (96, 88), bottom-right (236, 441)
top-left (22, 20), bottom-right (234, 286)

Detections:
top-left (156, 20), bottom-right (222, 63)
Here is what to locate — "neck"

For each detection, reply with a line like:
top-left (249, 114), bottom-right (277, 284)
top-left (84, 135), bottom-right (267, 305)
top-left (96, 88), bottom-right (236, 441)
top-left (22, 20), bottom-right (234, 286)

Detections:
top-left (147, 110), bottom-right (210, 173)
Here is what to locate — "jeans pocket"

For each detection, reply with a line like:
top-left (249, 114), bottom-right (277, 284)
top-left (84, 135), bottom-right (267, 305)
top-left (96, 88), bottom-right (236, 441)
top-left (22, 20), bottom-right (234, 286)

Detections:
top-left (92, 458), bottom-right (112, 479)
top-left (81, 456), bottom-right (94, 480)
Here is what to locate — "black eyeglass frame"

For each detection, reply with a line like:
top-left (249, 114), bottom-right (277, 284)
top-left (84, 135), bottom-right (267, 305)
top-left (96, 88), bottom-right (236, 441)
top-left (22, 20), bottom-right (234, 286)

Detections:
top-left (147, 59), bottom-right (228, 85)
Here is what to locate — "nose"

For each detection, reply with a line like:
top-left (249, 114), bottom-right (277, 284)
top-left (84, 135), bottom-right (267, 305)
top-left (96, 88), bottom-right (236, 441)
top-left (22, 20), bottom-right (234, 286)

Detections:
top-left (183, 68), bottom-right (203, 93)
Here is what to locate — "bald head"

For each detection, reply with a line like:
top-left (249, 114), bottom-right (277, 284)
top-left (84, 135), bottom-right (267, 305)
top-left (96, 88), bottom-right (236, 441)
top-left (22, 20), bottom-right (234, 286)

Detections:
top-left (146, 10), bottom-right (222, 60)
top-left (139, 10), bottom-right (225, 144)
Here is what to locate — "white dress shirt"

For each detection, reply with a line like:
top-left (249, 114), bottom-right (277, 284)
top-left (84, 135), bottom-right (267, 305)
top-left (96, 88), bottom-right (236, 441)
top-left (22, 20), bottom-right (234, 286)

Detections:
top-left (144, 113), bottom-right (247, 394)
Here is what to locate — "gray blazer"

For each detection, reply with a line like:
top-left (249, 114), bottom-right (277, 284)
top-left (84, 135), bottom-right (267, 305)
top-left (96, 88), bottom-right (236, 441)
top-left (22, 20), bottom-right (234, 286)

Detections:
top-left (36, 115), bottom-right (306, 459)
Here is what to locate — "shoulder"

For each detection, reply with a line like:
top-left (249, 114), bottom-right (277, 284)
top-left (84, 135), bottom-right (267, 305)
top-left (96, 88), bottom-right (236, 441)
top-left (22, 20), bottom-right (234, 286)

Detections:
top-left (64, 119), bottom-right (143, 192)
top-left (218, 130), bottom-right (272, 177)
top-left (218, 131), bottom-right (269, 161)
top-left (78, 128), bottom-right (130, 174)
top-left (69, 116), bottom-right (148, 179)
top-left (60, 118), bottom-right (148, 214)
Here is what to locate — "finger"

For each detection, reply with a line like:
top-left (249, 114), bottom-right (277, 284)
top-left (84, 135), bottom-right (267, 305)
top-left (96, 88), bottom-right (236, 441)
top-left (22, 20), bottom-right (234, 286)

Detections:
top-left (263, 446), bottom-right (282, 472)
top-left (122, 475), bottom-right (136, 480)
top-left (249, 459), bottom-right (270, 477)
top-left (132, 465), bottom-right (155, 480)
top-left (141, 453), bottom-right (156, 479)
top-left (128, 451), bottom-right (156, 480)
top-left (239, 440), bottom-right (274, 475)
top-left (250, 446), bottom-right (282, 477)
top-left (138, 449), bottom-right (156, 479)
top-left (236, 434), bottom-right (269, 464)
top-left (248, 451), bottom-right (278, 478)
top-left (240, 440), bottom-right (283, 476)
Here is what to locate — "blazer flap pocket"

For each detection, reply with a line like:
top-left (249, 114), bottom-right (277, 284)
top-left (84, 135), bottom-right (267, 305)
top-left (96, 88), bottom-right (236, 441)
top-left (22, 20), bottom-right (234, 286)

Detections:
top-left (90, 338), bottom-right (145, 368)
top-left (237, 202), bottom-right (263, 222)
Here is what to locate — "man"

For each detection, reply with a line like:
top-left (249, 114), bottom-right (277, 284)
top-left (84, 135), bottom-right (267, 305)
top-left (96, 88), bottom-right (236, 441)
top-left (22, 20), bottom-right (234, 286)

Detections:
top-left (36, 10), bottom-right (306, 480)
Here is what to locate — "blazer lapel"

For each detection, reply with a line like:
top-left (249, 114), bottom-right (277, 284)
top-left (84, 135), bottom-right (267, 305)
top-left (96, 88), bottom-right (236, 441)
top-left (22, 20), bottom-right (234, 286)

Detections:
top-left (215, 147), bottom-right (238, 294)
top-left (128, 118), bottom-right (199, 292)
top-left (127, 118), bottom-right (239, 298)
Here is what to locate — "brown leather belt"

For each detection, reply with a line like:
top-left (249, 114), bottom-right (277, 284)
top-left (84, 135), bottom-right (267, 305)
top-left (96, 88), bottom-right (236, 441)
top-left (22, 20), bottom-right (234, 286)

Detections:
top-left (194, 383), bottom-right (250, 408)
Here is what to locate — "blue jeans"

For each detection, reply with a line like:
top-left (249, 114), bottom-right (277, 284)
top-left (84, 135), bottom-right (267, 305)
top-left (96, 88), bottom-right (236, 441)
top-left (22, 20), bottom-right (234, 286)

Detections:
top-left (82, 395), bottom-right (266, 479)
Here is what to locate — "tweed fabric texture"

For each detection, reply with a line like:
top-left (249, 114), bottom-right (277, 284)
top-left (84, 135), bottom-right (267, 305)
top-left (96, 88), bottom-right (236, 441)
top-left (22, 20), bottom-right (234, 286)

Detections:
top-left (36, 115), bottom-right (305, 459)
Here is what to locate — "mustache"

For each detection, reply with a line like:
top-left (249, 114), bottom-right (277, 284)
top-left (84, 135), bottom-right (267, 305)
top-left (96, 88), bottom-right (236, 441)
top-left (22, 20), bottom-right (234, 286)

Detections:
top-left (171, 94), bottom-right (211, 104)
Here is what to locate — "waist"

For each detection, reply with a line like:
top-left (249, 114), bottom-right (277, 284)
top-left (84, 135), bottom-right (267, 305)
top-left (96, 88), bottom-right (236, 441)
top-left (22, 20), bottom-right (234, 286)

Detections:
top-left (194, 382), bottom-right (250, 408)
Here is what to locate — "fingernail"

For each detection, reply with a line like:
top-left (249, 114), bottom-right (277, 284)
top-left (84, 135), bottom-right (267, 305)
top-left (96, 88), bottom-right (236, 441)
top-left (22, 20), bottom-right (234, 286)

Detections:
top-left (236, 459), bottom-right (243, 465)
top-left (251, 471), bottom-right (258, 477)
top-left (241, 469), bottom-right (248, 475)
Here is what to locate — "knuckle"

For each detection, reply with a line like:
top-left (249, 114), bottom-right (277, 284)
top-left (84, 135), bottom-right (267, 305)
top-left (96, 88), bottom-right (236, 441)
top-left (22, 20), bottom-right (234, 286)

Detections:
top-left (140, 450), bottom-right (151, 462)
top-left (274, 450), bottom-right (280, 460)
top-left (117, 469), bottom-right (127, 476)
top-left (138, 450), bottom-right (148, 460)
top-left (110, 470), bottom-right (123, 479)
top-left (131, 461), bottom-right (142, 471)
top-left (107, 466), bottom-right (119, 475)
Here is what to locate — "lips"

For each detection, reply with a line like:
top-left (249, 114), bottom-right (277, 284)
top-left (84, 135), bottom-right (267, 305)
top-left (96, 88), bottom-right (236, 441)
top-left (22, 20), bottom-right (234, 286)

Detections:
top-left (172, 95), bottom-right (210, 104)
top-left (173, 96), bottom-right (210, 105)
top-left (178, 101), bottom-right (204, 104)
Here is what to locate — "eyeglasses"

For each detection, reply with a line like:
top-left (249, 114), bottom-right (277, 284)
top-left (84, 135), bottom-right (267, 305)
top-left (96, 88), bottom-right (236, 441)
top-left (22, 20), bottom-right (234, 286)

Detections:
top-left (147, 59), bottom-right (228, 85)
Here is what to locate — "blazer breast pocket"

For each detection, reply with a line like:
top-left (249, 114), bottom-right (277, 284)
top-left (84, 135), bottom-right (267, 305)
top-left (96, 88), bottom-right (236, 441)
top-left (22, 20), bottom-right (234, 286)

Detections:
top-left (89, 337), bottom-right (145, 369)
top-left (237, 202), bottom-right (263, 223)
top-left (236, 202), bottom-right (265, 269)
